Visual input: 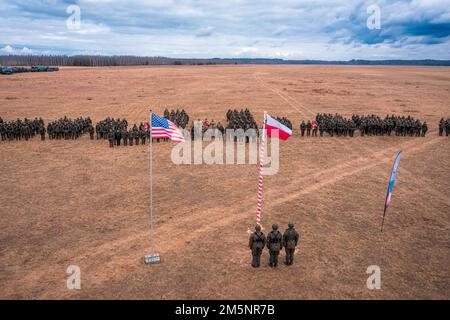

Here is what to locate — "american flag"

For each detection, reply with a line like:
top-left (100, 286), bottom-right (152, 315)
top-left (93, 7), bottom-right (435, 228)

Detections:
top-left (150, 113), bottom-right (185, 143)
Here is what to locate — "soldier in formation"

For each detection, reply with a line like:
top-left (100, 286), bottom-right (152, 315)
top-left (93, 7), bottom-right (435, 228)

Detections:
top-left (266, 224), bottom-right (283, 268)
top-left (248, 225), bottom-right (266, 268)
top-left (311, 119), bottom-right (318, 137)
top-left (282, 223), bottom-right (299, 266)
top-left (439, 118), bottom-right (450, 136)
top-left (300, 121), bottom-right (306, 137)
top-left (107, 129), bottom-right (114, 148)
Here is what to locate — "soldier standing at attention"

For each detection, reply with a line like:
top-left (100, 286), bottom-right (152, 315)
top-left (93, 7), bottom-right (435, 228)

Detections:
top-left (88, 125), bottom-right (94, 140)
top-left (141, 129), bottom-right (146, 145)
top-left (306, 120), bottom-right (312, 137)
top-left (122, 129), bottom-right (128, 146)
top-left (421, 121), bottom-right (428, 137)
top-left (300, 121), bottom-right (306, 137)
top-left (114, 128), bottom-right (122, 146)
top-left (266, 224), bottom-right (282, 268)
top-left (312, 120), bottom-right (318, 137)
top-left (282, 223), bottom-right (299, 266)
top-left (108, 129), bottom-right (115, 148)
top-left (128, 130), bottom-right (134, 146)
top-left (249, 225), bottom-right (266, 268)
top-left (439, 118), bottom-right (444, 136)
top-left (318, 122), bottom-right (324, 137)
top-left (39, 125), bottom-right (46, 141)
top-left (135, 129), bottom-right (140, 145)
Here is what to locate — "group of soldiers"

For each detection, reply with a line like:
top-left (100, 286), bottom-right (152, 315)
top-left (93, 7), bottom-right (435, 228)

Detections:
top-left (46, 116), bottom-right (94, 140)
top-left (187, 109), bottom-right (259, 141)
top-left (298, 113), bottom-right (429, 137)
top-left (439, 118), bottom-right (450, 136)
top-left (0, 117), bottom-right (46, 141)
top-left (94, 117), bottom-right (147, 147)
top-left (189, 118), bottom-right (226, 140)
top-left (2, 112), bottom-right (448, 145)
top-left (352, 114), bottom-right (428, 137)
top-left (226, 108), bottom-right (258, 131)
top-left (249, 223), bottom-right (300, 268)
top-left (95, 117), bottom-right (128, 140)
top-left (163, 109), bottom-right (190, 129)
top-left (313, 113), bottom-right (357, 137)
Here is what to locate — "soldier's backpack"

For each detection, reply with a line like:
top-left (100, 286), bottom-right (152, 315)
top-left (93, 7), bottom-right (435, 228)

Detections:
top-left (285, 230), bottom-right (297, 249)
top-left (254, 233), bottom-right (264, 250)
top-left (269, 231), bottom-right (281, 251)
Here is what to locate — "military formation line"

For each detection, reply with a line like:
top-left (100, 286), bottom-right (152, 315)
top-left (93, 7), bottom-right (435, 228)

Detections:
top-left (47, 117), bottom-right (94, 140)
top-left (1, 111), bottom-right (449, 145)
top-left (299, 113), bottom-right (431, 138)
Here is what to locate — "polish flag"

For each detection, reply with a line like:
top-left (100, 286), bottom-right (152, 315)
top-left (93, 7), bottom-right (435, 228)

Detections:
top-left (265, 114), bottom-right (292, 140)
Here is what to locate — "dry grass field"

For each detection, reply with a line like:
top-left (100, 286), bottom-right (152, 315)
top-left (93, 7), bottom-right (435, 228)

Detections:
top-left (0, 65), bottom-right (449, 299)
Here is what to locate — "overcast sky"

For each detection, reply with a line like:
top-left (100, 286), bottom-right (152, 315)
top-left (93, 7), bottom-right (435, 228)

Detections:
top-left (1, 0), bottom-right (450, 59)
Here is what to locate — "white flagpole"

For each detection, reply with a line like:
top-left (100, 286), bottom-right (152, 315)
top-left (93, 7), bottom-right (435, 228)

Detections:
top-left (149, 110), bottom-right (153, 251)
top-left (145, 110), bottom-right (160, 264)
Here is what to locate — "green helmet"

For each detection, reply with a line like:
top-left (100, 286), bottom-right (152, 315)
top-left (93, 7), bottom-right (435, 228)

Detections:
top-left (288, 223), bottom-right (294, 229)
top-left (272, 224), bottom-right (278, 230)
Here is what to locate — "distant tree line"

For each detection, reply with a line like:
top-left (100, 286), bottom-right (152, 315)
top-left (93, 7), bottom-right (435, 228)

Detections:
top-left (1, 55), bottom-right (449, 67)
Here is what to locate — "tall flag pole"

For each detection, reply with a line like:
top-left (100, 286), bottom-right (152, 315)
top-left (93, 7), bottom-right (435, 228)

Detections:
top-left (255, 112), bottom-right (267, 226)
top-left (145, 112), bottom-right (185, 264)
top-left (381, 150), bottom-right (403, 232)
top-left (255, 112), bottom-right (292, 226)
top-left (145, 110), bottom-right (160, 264)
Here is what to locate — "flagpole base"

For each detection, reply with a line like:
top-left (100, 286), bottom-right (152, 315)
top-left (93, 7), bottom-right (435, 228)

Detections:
top-left (144, 253), bottom-right (161, 264)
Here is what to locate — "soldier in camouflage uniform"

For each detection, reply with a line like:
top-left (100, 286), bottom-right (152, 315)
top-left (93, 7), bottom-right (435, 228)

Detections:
top-left (266, 224), bottom-right (282, 268)
top-left (439, 118), bottom-right (444, 136)
top-left (39, 125), bottom-right (46, 141)
top-left (421, 121), bottom-right (428, 137)
top-left (140, 129), bottom-right (146, 145)
top-left (248, 225), bottom-right (266, 268)
top-left (122, 129), bottom-right (128, 146)
top-left (88, 125), bottom-right (94, 140)
top-left (128, 129), bottom-right (134, 146)
top-left (134, 129), bottom-right (140, 145)
top-left (108, 129), bottom-right (115, 148)
top-left (300, 121), bottom-right (306, 137)
top-left (0, 122), bottom-right (5, 141)
top-left (306, 120), bottom-right (312, 137)
top-left (114, 128), bottom-right (122, 146)
top-left (282, 223), bottom-right (299, 266)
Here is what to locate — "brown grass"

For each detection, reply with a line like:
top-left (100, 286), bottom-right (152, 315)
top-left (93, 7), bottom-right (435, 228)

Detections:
top-left (0, 65), bottom-right (449, 299)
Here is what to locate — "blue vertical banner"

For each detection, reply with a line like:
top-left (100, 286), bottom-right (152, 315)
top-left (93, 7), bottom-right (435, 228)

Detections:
top-left (381, 150), bottom-right (403, 232)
